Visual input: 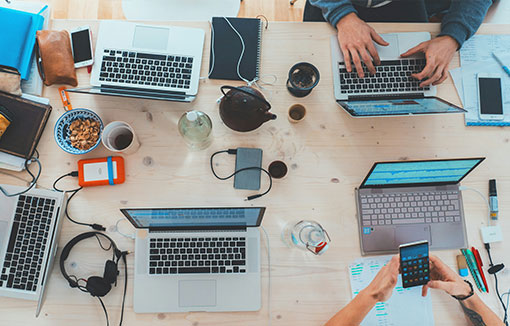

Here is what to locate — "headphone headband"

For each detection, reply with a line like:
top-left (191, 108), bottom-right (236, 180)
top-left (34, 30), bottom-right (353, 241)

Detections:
top-left (59, 232), bottom-right (119, 288)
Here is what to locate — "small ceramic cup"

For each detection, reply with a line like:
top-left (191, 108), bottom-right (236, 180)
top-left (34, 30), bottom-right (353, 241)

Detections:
top-left (268, 161), bottom-right (288, 179)
top-left (288, 104), bottom-right (307, 123)
top-left (102, 121), bottom-right (140, 155)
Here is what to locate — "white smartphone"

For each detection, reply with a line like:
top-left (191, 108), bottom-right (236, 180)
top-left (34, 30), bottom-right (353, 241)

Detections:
top-left (477, 73), bottom-right (504, 120)
top-left (69, 26), bottom-right (94, 68)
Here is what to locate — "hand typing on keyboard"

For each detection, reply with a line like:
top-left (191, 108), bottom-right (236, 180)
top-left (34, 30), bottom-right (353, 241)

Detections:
top-left (400, 35), bottom-right (459, 87)
top-left (335, 13), bottom-right (389, 78)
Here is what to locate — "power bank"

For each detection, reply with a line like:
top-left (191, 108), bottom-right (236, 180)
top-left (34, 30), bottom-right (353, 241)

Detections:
top-left (234, 148), bottom-right (262, 190)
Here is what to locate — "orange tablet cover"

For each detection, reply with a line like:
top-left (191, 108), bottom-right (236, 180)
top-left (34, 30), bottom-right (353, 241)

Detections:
top-left (78, 156), bottom-right (125, 187)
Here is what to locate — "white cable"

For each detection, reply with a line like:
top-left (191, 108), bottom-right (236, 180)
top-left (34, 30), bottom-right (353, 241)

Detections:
top-left (222, 16), bottom-right (252, 84)
top-left (115, 218), bottom-right (136, 240)
top-left (261, 225), bottom-right (271, 326)
top-left (459, 186), bottom-right (491, 226)
top-left (200, 20), bottom-right (215, 80)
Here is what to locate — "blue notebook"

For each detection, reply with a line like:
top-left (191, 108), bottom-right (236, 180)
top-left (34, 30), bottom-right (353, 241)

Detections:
top-left (0, 6), bottom-right (46, 80)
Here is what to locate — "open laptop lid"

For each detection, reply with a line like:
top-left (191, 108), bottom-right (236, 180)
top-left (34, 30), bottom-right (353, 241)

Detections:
top-left (120, 207), bottom-right (266, 231)
top-left (359, 158), bottom-right (485, 189)
top-left (338, 95), bottom-right (465, 117)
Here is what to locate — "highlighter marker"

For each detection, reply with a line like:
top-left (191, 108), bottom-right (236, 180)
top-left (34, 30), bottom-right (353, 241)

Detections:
top-left (489, 179), bottom-right (498, 220)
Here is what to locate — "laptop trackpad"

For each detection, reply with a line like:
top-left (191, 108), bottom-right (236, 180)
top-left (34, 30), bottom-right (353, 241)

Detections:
top-left (0, 221), bottom-right (8, 250)
top-left (363, 227), bottom-right (395, 252)
top-left (375, 34), bottom-right (399, 59)
top-left (179, 280), bottom-right (216, 307)
top-left (395, 226), bottom-right (431, 246)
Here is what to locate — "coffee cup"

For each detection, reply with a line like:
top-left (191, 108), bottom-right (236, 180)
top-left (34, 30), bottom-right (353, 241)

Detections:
top-left (268, 161), bottom-right (288, 179)
top-left (288, 104), bottom-right (306, 123)
top-left (102, 121), bottom-right (140, 154)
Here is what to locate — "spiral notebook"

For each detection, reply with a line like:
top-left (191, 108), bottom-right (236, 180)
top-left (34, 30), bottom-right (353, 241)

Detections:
top-left (209, 17), bottom-right (262, 81)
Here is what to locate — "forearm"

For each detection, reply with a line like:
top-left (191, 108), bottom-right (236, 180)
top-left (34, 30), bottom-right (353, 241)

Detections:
top-left (459, 294), bottom-right (504, 326)
top-left (308, 0), bottom-right (357, 27)
top-left (325, 289), bottom-right (377, 326)
top-left (439, 0), bottom-right (492, 48)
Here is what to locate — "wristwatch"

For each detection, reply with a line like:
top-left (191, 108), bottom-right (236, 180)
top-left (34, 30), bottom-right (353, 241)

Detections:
top-left (452, 280), bottom-right (474, 301)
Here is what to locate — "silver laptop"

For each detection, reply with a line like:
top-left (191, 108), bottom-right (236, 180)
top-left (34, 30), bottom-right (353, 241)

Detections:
top-left (330, 32), bottom-right (465, 117)
top-left (355, 158), bottom-right (485, 255)
top-left (120, 207), bottom-right (264, 313)
top-left (0, 185), bottom-right (65, 316)
top-left (68, 21), bottom-right (205, 102)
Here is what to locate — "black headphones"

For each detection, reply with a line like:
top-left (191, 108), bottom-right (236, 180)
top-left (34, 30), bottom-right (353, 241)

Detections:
top-left (60, 232), bottom-right (129, 326)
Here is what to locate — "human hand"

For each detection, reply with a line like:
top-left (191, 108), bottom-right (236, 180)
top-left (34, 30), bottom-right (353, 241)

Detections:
top-left (336, 13), bottom-right (389, 78)
top-left (422, 255), bottom-right (472, 297)
top-left (365, 255), bottom-right (400, 302)
top-left (400, 35), bottom-right (459, 87)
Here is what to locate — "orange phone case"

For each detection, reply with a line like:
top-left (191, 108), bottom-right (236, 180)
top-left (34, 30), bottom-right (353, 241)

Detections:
top-left (77, 156), bottom-right (125, 187)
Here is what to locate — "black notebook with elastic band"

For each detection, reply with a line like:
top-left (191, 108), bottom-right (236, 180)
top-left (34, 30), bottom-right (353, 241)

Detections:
top-left (0, 91), bottom-right (52, 159)
top-left (209, 17), bottom-right (262, 81)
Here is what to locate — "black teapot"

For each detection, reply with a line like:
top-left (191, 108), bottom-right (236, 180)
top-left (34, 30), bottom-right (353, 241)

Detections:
top-left (219, 86), bottom-right (277, 132)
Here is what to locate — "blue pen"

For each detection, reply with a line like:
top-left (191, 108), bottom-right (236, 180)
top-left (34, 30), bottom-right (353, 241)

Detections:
top-left (493, 53), bottom-right (510, 78)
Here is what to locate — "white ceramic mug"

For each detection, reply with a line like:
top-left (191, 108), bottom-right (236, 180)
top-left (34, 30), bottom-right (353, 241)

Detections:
top-left (102, 121), bottom-right (140, 154)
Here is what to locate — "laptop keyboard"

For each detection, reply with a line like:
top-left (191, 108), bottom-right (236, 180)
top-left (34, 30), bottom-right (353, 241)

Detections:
top-left (0, 195), bottom-right (55, 292)
top-left (148, 237), bottom-right (247, 275)
top-left (360, 190), bottom-right (461, 226)
top-left (99, 49), bottom-right (194, 89)
top-left (339, 59), bottom-right (430, 95)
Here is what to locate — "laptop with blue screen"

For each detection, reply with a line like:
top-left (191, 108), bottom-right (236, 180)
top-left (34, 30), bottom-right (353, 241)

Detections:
top-left (120, 207), bottom-right (265, 313)
top-left (330, 33), bottom-right (466, 117)
top-left (355, 158), bottom-right (484, 255)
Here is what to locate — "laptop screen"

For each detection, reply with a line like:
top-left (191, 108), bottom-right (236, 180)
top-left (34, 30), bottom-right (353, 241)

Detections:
top-left (120, 207), bottom-right (265, 230)
top-left (360, 158), bottom-right (484, 188)
top-left (339, 97), bottom-right (465, 117)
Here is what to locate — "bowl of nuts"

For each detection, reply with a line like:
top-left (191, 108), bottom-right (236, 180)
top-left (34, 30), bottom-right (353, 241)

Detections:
top-left (54, 109), bottom-right (103, 154)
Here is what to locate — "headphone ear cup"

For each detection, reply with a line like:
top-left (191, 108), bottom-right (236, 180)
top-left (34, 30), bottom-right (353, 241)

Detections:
top-left (86, 276), bottom-right (112, 297)
top-left (103, 260), bottom-right (118, 285)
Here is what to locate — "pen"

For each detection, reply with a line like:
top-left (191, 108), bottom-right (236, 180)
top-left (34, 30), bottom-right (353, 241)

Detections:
top-left (461, 249), bottom-right (486, 292)
top-left (492, 53), bottom-right (510, 78)
top-left (489, 179), bottom-right (498, 220)
top-left (472, 247), bottom-right (489, 293)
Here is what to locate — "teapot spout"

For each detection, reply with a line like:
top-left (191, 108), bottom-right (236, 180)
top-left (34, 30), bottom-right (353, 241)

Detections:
top-left (266, 113), bottom-right (277, 121)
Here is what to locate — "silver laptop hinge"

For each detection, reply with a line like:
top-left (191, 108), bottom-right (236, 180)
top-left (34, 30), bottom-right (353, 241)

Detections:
top-left (148, 229), bottom-right (247, 234)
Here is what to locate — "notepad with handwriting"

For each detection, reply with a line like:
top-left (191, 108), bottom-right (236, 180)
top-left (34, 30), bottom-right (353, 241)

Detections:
top-left (209, 17), bottom-right (262, 81)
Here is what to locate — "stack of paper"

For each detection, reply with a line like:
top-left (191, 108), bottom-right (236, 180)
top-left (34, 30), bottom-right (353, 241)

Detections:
top-left (449, 35), bottom-right (510, 126)
top-left (349, 255), bottom-right (434, 326)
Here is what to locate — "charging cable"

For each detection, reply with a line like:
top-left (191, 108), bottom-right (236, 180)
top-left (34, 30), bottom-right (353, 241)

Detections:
top-left (261, 225), bottom-right (272, 326)
top-left (459, 186), bottom-right (491, 226)
top-left (115, 218), bottom-right (136, 240)
top-left (485, 242), bottom-right (508, 325)
top-left (460, 186), bottom-right (507, 323)
top-left (210, 149), bottom-right (272, 201)
top-left (0, 156), bottom-right (42, 197)
top-left (53, 172), bottom-right (106, 231)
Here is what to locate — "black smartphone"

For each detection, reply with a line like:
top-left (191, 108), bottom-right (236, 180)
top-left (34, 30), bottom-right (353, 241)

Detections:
top-left (399, 240), bottom-right (430, 288)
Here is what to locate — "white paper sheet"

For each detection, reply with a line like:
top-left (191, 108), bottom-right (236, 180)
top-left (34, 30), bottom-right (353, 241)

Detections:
top-left (349, 255), bottom-right (434, 326)
top-left (460, 35), bottom-right (510, 66)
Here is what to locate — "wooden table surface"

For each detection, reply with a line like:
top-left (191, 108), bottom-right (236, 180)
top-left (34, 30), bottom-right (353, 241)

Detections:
top-left (0, 20), bottom-right (509, 326)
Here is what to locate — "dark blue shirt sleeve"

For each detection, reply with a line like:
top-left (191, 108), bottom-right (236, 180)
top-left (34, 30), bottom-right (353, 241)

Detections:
top-left (438, 0), bottom-right (492, 48)
top-left (308, 0), bottom-right (358, 27)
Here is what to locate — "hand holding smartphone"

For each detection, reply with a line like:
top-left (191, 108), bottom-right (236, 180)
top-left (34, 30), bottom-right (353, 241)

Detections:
top-left (399, 240), bottom-right (430, 288)
top-left (70, 26), bottom-right (94, 68)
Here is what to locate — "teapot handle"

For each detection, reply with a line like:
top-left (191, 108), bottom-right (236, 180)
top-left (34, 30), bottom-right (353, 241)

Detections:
top-left (219, 85), bottom-right (272, 110)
